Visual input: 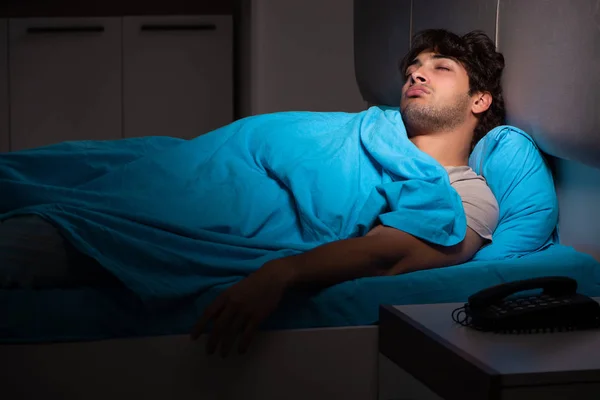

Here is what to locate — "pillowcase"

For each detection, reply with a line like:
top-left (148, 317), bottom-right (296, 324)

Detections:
top-left (468, 125), bottom-right (559, 260)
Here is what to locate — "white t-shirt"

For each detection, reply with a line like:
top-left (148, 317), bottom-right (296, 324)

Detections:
top-left (444, 166), bottom-right (500, 242)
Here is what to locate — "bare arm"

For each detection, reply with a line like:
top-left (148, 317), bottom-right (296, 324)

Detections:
top-left (193, 225), bottom-right (485, 356)
top-left (272, 225), bottom-right (486, 290)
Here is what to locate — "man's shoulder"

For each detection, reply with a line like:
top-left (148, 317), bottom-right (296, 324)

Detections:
top-left (443, 165), bottom-right (484, 185)
top-left (443, 166), bottom-right (500, 242)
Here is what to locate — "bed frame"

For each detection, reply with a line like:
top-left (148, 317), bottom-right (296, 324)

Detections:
top-left (2, 326), bottom-right (442, 400)
top-left (3, 327), bottom-right (378, 400)
top-left (2, 1), bottom-right (599, 399)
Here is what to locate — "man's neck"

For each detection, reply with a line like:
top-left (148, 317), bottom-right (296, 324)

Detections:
top-left (409, 131), bottom-right (471, 167)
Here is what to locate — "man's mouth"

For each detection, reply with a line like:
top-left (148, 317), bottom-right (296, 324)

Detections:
top-left (405, 87), bottom-right (430, 97)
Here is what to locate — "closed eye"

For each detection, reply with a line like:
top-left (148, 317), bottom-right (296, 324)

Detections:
top-left (437, 66), bottom-right (451, 71)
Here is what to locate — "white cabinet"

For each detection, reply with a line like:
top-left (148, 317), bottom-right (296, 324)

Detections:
top-left (4, 14), bottom-right (233, 151)
top-left (123, 15), bottom-right (233, 140)
top-left (8, 17), bottom-right (122, 151)
top-left (0, 19), bottom-right (8, 153)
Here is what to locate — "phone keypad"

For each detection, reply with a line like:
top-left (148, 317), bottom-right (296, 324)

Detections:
top-left (492, 294), bottom-right (573, 315)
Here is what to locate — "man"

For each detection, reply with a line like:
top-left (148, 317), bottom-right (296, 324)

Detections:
top-left (0, 29), bottom-right (503, 356)
top-left (190, 29), bottom-right (503, 356)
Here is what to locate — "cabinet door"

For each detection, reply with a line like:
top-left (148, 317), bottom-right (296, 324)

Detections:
top-left (0, 19), bottom-right (8, 153)
top-left (9, 18), bottom-right (122, 151)
top-left (123, 16), bottom-right (233, 140)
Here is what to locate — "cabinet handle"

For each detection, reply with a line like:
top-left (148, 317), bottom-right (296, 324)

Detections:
top-left (27, 26), bottom-right (105, 34)
top-left (140, 24), bottom-right (217, 32)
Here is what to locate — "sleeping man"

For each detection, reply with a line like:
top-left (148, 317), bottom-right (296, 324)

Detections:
top-left (0, 29), bottom-right (504, 356)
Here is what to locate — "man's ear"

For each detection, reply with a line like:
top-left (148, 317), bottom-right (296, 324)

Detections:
top-left (471, 92), bottom-right (492, 115)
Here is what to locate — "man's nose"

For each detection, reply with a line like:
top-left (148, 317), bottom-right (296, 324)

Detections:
top-left (409, 70), bottom-right (427, 84)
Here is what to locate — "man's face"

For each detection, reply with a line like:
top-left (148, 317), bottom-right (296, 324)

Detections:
top-left (400, 51), bottom-right (473, 134)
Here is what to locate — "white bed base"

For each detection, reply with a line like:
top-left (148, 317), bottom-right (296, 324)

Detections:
top-left (0, 325), bottom-right (442, 400)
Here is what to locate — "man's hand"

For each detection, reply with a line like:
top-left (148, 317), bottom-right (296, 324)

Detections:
top-left (190, 261), bottom-right (294, 357)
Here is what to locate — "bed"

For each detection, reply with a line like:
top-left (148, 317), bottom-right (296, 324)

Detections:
top-left (2, 1), bottom-right (600, 399)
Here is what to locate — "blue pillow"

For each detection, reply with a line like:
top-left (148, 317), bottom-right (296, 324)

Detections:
top-left (468, 125), bottom-right (559, 260)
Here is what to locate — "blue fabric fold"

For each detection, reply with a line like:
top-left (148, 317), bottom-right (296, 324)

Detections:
top-left (0, 106), bottom-right (466, 303)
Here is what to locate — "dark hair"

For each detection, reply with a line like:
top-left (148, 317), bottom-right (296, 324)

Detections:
top-left (399, 29), bottom-right (506, 150)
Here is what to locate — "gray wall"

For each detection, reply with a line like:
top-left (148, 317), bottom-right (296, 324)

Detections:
top-left (238, 0), bottom-right (367, 117)
top-left (554, 158), bottom-right (600, 261)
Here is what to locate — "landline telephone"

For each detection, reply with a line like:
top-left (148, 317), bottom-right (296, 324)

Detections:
top-left (452, 276), bottom-right (600, 333)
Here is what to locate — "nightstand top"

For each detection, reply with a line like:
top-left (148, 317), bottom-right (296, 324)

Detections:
top-left (381, 300), bottom-right (600, 388)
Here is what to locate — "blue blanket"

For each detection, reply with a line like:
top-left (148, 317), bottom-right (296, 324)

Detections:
top-left (0, 106), bottom-right (465, 305)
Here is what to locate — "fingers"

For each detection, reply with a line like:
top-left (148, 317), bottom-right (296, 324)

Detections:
top-left (218, 313), bottom-right (248, 358)
top-left (206, 306), bottom-right (237, 355)
top-left (193, 303), bottom-right (260, 357)
top-left (190, 295), bottom-right (227, 340)
top-left (237, 321), bottom-right (260, 355)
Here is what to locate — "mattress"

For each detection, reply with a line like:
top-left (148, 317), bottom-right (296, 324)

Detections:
top-left (1, 244), bottom-right (599, 343)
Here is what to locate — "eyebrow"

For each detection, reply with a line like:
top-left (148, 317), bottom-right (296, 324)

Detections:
top-left (407, 54), bottom-right (458, 68)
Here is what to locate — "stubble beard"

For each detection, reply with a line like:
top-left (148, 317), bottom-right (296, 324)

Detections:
top-left (401, 93), bottom-right (472, 136)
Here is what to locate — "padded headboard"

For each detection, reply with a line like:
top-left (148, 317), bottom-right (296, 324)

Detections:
top-left (354, 0), bottom-right (600, 169)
